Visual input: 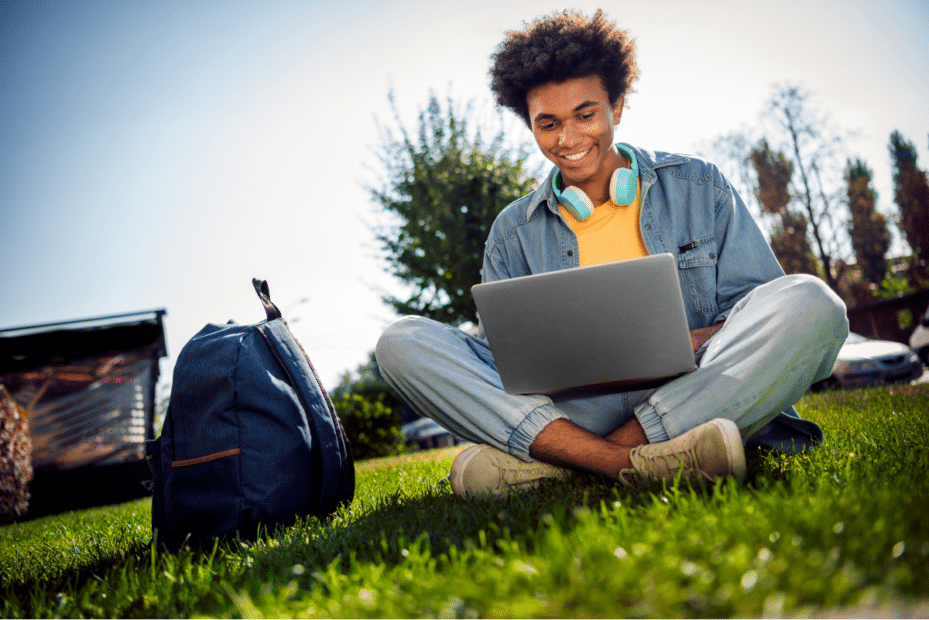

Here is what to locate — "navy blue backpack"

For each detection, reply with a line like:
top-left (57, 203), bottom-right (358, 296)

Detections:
top-left (146, 279), bottom-right (354, 547)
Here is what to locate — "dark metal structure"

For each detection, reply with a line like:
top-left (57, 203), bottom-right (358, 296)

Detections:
top-left (0, 310), bottom-right (167, 517)
top-left (847, 289), bottom-right (929, 345)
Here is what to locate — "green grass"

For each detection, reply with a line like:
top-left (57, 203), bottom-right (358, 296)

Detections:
top-left (2, 384), bottom-right (928, 618)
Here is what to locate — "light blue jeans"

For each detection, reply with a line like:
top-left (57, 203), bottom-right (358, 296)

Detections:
top-left (376, 275), bottom-right (848, 462)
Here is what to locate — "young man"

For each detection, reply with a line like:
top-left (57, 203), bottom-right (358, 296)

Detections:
top-left (376, 9), bottom-right (848, 498)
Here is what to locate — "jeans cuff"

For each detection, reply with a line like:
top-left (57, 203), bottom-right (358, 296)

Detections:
top-left (634, 400), bottom-right (671, 444)
top-left (506, 403), bottom-right (566, 462)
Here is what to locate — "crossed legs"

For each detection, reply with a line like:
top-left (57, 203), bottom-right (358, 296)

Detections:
top-left (528, 417), bottom-right (646, 480)
top-left (376, 274), bottom-right (848, 489)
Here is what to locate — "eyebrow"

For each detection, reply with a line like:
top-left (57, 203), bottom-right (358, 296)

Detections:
top-left (532, 100), bottom-right (599, 124)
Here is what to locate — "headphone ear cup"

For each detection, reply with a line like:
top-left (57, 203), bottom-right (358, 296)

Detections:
top-left (610, 168), bottom-right (637, 205)
top-left (561, 187), bottom-right (596, 221)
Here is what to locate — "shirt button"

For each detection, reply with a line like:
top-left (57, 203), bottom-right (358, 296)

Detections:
top-left (709, 253), bottom-right (716, 259)
top-left (644, 224), bottom-right (651, 230)
top-left (567, 250), bottom-right (574, 257)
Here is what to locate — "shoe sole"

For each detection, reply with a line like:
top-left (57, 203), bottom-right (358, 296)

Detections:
top-left (449, 444), bottom-right (573, 499)
top-left (713, 418), bottom-right (747, 483)
top-left (449, 444), bottom-right (485, 497)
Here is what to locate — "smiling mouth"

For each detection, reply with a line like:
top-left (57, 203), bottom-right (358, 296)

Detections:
top-left (561, 148), bottom-right (591, 162)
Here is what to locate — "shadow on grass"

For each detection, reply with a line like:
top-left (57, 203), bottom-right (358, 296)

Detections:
top-left (2, 437), bottom-right (817, 606)
top-left (236, 445), bottom-right (799, 585)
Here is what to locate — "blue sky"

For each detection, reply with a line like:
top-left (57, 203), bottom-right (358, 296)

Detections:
top-left (2, 0), bottom-right (928, 389)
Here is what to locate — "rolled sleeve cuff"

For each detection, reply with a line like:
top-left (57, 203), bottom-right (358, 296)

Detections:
top-left (634, 400), bottom-right (671, 444)
top-left (506, 403), bottom-right (567, 461)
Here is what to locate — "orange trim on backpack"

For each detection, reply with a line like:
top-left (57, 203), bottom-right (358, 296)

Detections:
top-left (170, 448), bottom-right (241, 468)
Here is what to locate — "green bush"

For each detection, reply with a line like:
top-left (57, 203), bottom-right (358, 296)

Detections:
top-left (332, 392), bottom-right (407, 460)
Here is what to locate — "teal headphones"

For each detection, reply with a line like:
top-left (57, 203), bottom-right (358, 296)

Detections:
top-left (551, 143), bottom-right (639, 221)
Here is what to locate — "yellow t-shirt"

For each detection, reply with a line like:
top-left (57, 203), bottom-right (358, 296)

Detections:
top-left (558, 179), bottom-right (648, 266)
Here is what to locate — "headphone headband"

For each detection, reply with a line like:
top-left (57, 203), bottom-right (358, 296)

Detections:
top-left (614, 143), bottom-right (638, 177)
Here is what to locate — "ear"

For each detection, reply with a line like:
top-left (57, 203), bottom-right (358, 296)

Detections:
top-left (612, 96), bottom-right (625, 125)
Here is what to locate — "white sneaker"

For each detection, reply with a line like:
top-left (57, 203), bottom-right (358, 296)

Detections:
top-left (620, 418), bottom-right (746, 486)
top-left (449, 444), bottom-right (573, 499)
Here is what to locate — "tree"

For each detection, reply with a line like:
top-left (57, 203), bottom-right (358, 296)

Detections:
top-left (705, 85), bottom-right (853, 294)
top-left (845, 158), bottom-right (890, 286)
top-left (888, 130), bottom-right (929, 265)
top-left (330, 352), bottom-right (408, 459)
top-left (368, 91), bottom-right (540, 326)
top-left (769, 211), bottom-right (821, 278)
top-left (749, 139), bottom-right (819, 276)
top-left (763, 84), bottom-right (850, 292)
top-left (705, 130), bottom-right (759, 214)
top-left (749, 139), bottom-right (792, 216)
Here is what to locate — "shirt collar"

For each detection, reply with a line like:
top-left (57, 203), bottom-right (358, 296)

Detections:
top-left (524, 144), bottom-right (691, 219)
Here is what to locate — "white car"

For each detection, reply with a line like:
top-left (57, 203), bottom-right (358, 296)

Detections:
top-left (909, 305), bottom-right (929, 366)
top-left (812, 332), bottom-right (923, 391)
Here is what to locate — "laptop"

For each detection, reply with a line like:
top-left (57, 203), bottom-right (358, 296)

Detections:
top-left (471, 253), bottom-right (696, 396)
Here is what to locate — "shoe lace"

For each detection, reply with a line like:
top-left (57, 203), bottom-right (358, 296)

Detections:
top-left (621, 445), bottom-right (710, 487)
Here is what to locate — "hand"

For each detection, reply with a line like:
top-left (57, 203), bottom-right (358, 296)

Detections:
top-left (689, 322), bottom-right (724, 353)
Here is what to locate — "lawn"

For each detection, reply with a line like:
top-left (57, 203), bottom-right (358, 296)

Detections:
top-left (1, 384), bottom-right (928, 618)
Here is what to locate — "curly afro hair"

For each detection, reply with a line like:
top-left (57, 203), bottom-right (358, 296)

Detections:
top-left (489, 9), bottom-right (639, 127)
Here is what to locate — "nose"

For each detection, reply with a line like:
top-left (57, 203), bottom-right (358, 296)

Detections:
top-left (558, 122), bottom-right (580, 147)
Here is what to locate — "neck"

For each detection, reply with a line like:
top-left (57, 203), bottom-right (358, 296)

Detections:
top-left (561, 150), bottom-right (628, 206)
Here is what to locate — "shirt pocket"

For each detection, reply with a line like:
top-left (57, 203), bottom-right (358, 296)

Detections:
top-left (676, 235), bottom-right (718, 315)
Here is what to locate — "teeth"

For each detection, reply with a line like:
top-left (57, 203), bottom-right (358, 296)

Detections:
top-left (563, 149), bottom-right (589, 161)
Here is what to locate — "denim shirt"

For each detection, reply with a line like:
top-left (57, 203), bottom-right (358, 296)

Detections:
top-left (480, 144), bottom-right (823, 452)
top-left (480, 144), bottom-right (785, 334)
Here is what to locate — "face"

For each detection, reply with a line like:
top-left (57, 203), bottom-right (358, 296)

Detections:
top-left (526, 75), bottom-right (624, 203)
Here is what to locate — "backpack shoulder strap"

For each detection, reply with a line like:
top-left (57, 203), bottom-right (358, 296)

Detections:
top-left (257, 319), bottom-right (353, 512)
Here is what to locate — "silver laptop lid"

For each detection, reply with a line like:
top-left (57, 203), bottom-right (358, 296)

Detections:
top-left (472, 253), bottom-right (696, 396)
